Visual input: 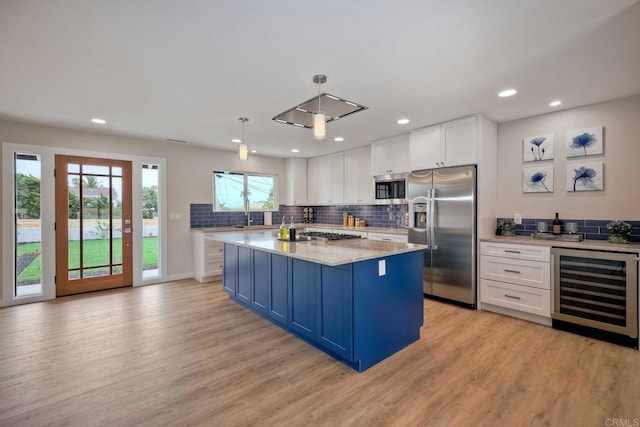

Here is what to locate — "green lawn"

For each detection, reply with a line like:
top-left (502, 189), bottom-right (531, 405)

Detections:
top-left (17, 237), bottom-right (159, 282)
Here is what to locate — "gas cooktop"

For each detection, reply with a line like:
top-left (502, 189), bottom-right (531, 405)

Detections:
top-left (298, 231), bottom-right (362, 241)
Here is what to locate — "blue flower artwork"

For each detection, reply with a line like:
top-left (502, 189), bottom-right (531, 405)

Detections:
top-left (566, 162), bottom-right (603, 192)
top-left (566, 127), bottom-right (603, 157)
top-left (523, 166), bottom-right (554, 193)
top-left (523, 133), bottom-right (554, 162)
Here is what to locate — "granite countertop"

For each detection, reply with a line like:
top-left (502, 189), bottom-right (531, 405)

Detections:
top-left (481, 235), bottom-right (640, 255)
top-left (192, 223), bottom-right (408, 236)
top-left (208, 230), bottom-right (424, 266)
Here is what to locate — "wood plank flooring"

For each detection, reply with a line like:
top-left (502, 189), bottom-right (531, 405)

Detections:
top-left (0, 279), bottom-right (638, 426)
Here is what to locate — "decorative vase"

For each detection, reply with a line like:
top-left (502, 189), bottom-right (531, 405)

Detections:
top-left (608, 234), bottom-right (629, 244)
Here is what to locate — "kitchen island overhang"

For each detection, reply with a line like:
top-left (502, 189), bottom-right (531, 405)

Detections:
top-left (211, 230), bottom-right (426, 372)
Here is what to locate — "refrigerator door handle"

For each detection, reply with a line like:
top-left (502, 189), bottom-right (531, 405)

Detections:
top-left (429, 188), bottom-right (437, 250)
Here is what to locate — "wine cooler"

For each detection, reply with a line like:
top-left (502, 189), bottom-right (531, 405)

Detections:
top-left (551, 248), bottom-right (638, 348)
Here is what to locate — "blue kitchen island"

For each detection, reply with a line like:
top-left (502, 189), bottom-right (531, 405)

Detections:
top-left (211, 230), bottom-right (425, 372)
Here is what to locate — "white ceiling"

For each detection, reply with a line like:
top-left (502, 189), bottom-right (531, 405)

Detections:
top-left (1, 0), bottom-right (639, 159)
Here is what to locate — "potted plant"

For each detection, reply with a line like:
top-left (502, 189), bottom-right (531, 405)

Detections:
top-left (606, 220), bottom-right (632, 244)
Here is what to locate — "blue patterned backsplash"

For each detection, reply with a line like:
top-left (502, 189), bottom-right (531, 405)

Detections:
top-left (496, 217), bottom-right (640, 242)
top-left (190, 204), bottom-right (408, 229)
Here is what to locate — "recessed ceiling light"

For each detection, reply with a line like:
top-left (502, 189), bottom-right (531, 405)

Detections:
top-left (549, 100), bottom-right (562, 107)
top-left (498, 89), bottom-right (517, 98)
top-left (291, 149), bottom-right (300, 153)
top-left (397, 118), bottom-right (410, 125)
top-left (232, 139), bottom-right (241, 143)
top-left (251, 150), bottom-right (257, 153)
top-left (334, 137), bottom-right (344, 142)
top-left (91, 118), bottom-right (106, 124)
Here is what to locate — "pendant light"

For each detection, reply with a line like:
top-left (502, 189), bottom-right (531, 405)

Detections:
top-left (312, 74), bottom-right (327, 140)
top-left (238, 117), bottom-right (249, 160)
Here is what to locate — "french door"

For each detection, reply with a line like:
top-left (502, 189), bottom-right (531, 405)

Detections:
top-left (55, 155), bottom-right (133, 296)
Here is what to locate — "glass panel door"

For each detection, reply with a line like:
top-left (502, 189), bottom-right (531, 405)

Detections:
top-left (55, 155), bottom-right (132, 296)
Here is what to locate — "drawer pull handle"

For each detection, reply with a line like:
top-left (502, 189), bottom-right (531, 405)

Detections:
top-left (504, 269), bottom-right (521, 274)
top-left (504, 250), bottom-right (521, 254)
top-left (505, 294), bottom-right (521, 300)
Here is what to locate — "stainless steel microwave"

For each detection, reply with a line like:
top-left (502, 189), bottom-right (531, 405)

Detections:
top-left (374, 174), bottom-right (407, 203)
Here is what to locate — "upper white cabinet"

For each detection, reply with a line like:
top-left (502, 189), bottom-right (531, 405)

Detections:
top-left (285, 158), bottom-right (307, 206)
top-left (316, 152), bottom-right (345, 204)
top-left (371, 135), bottom-right (410, 175)
top-left (344, 146), bottom-right (372, 204)
top-left (307, 157), bottom-right (318, 205)
top-left (410, 116), bottom-right (477, 170)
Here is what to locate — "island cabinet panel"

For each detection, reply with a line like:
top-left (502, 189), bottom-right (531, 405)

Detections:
top-left (251, 250), bottom-right (270, 314)
top-left (236, 247), bottom-right (252, 306)
top-left (269, 254), bottom-right (288, 326)
top-left (288, 259), bottom-right (319, 340)
top-left (223, 244), bottom-right (238, 297)
top-left (317, 264), bottom-right (354, 360)
top-left (353, 251), bottom-right (423, 371)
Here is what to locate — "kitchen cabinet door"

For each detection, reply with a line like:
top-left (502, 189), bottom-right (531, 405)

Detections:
top-left (236, 246), bottom-right (252, 306)
top-left (223, 243), bottom-right (238, 297)
top-left (409, 125), bottom-right (441, 170)
top-left (317, 264), bottom-right (353, 360)
top-left (345, 147), bottom-right (372, 203)
top-left (251, 249), bottom-right (269, 314)
top-left (441, 116), bottom-right (476, 167)
top-left (288, 259), bottom-right (318, 340)
top-left (307, 157), bottom-right (318, 205)
top-left (371, 135), bottom-right (409, 175)
top-left (285, 158), bottom-right (307, 206)
top-left (269, 254), bottom-right (288, 326)
top-left (315, 153), bottom-right (344, 204)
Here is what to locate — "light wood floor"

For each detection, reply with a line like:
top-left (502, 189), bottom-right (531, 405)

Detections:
top-left (1, 279), bottom-right (638, 426)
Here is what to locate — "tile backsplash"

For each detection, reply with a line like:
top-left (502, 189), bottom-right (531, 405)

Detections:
top-left (496, 217), bottom-right (640, 242)
top-left (190, 204), bottom-right (408, 229)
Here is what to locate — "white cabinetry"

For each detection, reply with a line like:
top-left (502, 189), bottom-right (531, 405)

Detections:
top-left (410, 116), bottom-right (477, 170)
top-left (285, 158), bottom-right (307, 206)
top-left (307, 157), bottom-right (318, 205)
top-left (480, 242), bottom-right (551, 325)
top-left (316, 152), bottom-right (344, 204)
top-left (344, 147), bottom-right (372, 204)
top-left (367, 232), bottom-right (408, 243)
top-left (192, 233), bottom-right (224, 283)
top-left (371, 135), bottom-right (409, 175)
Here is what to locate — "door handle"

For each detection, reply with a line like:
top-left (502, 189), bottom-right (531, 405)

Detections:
top-left (504, 269), bottom-right (521, 274)
top-left (504, 294), bottom-right (521, 300)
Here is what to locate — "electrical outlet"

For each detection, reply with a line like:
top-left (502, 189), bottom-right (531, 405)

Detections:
top-left (514, 213), bottom-right (522, 225)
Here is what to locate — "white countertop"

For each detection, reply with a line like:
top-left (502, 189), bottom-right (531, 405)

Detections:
top-left (208, 229), bottom-right (424, 266)
top-left (192, 223), bottom-right (408, 236)
top-left (481, 235), bottom-right (640, 254)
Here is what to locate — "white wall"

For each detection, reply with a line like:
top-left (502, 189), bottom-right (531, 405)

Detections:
top-left (0, 119), bottom-right (286, 283)
top-left (496, 95), bottom-right (640, 220)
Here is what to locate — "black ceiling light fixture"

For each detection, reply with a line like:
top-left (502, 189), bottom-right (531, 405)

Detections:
top-left (272, 74), bottom-right (368, 139)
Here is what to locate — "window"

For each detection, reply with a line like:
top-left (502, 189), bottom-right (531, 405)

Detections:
top-left (213, 171), bottom-right (277, 211)
top-left (142, 164), bottom-right (160, 279)
top-left (14, 153), bottom-right (43, 297)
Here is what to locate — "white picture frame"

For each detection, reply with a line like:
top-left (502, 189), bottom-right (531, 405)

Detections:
top-left (566, 162), bottom-right (603, 192)
top-left (523, 166), bottom-right (554, 193)
top-left (523, 133), bottom-right (554, 162)
top-left (566, 127), bottom-right (603, 157)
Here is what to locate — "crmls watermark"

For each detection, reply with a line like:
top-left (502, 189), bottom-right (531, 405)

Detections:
top-left (605, 418), bottom-right (640, 427)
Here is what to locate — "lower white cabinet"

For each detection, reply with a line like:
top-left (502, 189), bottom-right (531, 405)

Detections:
top-left (480, 241), bottom-right (551, 324)
top-left (192, 233), bottom-right (224, 283)
top-left (367, 232), bottom-right (408, 243)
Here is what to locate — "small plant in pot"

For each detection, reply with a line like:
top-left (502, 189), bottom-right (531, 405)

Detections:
top-left (606, 220), bottom-right (632, 244)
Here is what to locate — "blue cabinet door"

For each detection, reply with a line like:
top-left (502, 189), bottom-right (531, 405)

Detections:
top-left (236, 246), bottom-right (252, 306)
top-left (223, 243), bottom-right (238, 297)
top-left (317, 264), bottom-right (353, 360)
top-left (251, 249), bottom-right (269, 314)
top-left (268, 254), bottom-right (288, 326)
top-left (288, 259), bottom-right (318, 340)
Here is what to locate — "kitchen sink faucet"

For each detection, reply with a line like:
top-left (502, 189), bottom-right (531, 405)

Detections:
top-left (245, 198), bottom-right (253, 227)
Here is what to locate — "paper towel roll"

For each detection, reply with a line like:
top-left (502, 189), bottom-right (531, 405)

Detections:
top-left (264, 211), bottom-right (272, 225)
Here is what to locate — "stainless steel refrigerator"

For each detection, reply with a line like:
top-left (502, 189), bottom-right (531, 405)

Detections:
top-left (407, 165), bottom-right (476, 307)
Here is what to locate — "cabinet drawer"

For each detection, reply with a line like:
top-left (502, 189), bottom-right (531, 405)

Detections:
top-left (480, 279), bottom-right (550, 317)
top-left (480, 242), bottom-right (550, 262)
top-left (367, 232), bottom-right (407, 243)
top-left (480, 256), bottom-right (550, 289)
top-left (204, 237), bottom-right (224, 252)
top-left (205, 259), bottom-right (224, 275)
